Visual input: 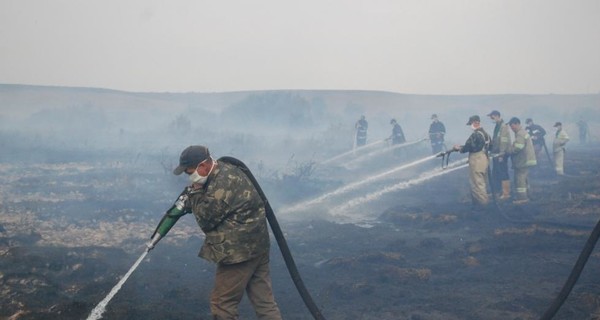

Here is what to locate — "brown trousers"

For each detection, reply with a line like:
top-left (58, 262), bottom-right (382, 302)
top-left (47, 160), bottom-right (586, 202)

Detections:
top-left (468, 152), bottom-right (489, 206)
top-left (470, 169), bottom-right (489, 205)
top-left (211, 251), bottom-right (282, 320)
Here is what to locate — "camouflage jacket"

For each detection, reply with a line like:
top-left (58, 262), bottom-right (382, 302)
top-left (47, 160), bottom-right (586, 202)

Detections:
top-left (510, 127), bottom-right (537, 168)
top-left (188, 161), bottom-right (270, 264)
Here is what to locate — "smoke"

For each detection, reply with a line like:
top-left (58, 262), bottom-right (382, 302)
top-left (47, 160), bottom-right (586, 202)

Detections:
top-left (1, 85), bottom-right (598, 221)
top-left (3, 85), bottom-right (600, 319)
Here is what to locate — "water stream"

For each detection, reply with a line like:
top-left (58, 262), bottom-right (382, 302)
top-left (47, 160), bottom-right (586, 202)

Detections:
top-left (281, 153), bottom-right (440, 214)
top-left (343, 138), bottom-right (427, 169)
top-left (320, 139), bottom-right (385, 165)
top-left (330, 159), bottom-right (469, 218)
top-left (86, 250), bottom-right (149, 320)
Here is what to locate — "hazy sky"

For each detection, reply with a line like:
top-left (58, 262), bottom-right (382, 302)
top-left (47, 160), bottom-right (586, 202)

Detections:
top-left (1, 0), bottom-right (599, 94)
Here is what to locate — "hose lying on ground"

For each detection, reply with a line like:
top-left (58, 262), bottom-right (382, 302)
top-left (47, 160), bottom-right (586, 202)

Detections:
top-left (433, 152), bottom-right (597, 318)
top-left (539, 217), bottom-right (600, 320)
top-left (219, 156), bottom-right (326, 320)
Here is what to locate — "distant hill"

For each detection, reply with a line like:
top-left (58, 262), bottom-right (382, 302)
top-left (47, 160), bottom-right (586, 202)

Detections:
top-left (1, 84), bottom-right (598, 162)
top-left (2, 83), bottom-right (598, 119)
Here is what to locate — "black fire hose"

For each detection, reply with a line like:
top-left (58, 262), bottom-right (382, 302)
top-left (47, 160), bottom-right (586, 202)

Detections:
top-left (485, 151), bottom-right (598, 319)
top-left (436, 149), bottom-right (457, 169)
top-left (486, 154), bottom-right (499, 211)
top-left (539, 217), bottom-right (600, 320)
top-left (219, 157), bottom-right (326, 320)
top-left (542, 140), bottom-right (553, 165)
top-left (432, 148), bottom-right (598, 319)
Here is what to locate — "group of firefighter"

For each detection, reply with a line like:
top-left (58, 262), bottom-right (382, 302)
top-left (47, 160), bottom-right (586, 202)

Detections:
top-left (354, 111), bottom-right (572, 208)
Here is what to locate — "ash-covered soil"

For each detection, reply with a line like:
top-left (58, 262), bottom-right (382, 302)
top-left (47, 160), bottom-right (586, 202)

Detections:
top-left (1, 144), bottom-right (600, 320)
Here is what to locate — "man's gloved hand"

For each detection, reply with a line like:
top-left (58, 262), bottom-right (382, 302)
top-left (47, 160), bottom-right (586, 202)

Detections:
top-left (183, 200), bottom-right (192, 215)
top-left (177, 191), bottom-right (193, 215)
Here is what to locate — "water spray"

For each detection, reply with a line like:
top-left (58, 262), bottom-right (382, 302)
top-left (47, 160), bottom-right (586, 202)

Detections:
top-left (343, 138), bottom-right (427, 169)
top-left (321, 139), bottom-right (385, 165)
top-left (330, 159), bottom-right (468, 217)
top-left (86, 250), bottom-right (149, 320)
top-left (282, 153), bottom-right (440, 214)
top-left (86, 187), bottom-right (191, 319)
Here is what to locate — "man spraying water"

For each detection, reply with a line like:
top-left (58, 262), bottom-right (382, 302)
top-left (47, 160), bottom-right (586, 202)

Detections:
top-left (87, 145), bottom-right (324, 320)
top-left (452, 115), bottom-right (491, 210)
top-left (147, 145), bottom-right (282, 319)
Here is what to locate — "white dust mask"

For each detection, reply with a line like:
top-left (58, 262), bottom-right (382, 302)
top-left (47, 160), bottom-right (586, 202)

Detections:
top-left (189, 158), bottom-right (215, 185)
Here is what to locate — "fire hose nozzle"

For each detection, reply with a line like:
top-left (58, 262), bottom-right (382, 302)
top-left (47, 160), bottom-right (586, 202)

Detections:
top-left (436, 150), bottom-right (454, 157)
top-left (146, 233), bottom-right (162, 252)
top-left (437, 149), bottom-right (458, 169)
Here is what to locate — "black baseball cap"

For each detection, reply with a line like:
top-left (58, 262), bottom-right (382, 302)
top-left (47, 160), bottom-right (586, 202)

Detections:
top-left (173, 145), bottom-right (210, 175)
top-left (554, 122), bottom-right (562, 127)
top-left (487, 110), bottom-right (500, 117)
top-left (466, 115), bottom-right (480, 125)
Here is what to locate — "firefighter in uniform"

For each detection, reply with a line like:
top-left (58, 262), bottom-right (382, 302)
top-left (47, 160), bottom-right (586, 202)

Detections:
top-left (525, 118), bottom-right (547, 163)
top-left (453, 115), bottom-right (491, 208)
top-left (552, 122), bottom-right (570, 175)
top-left (576, 119), bottom-right (589, 144)
top-left (389, 119), bottom-right (406, 145)
top-left (508, 118), bottom-right (537, 204)
top-left (355, 115), bottom-right (368, 147)
top-left (428, 114), bottom-right (446, 154)
top-left (487, 110), bottom-right (512, 200)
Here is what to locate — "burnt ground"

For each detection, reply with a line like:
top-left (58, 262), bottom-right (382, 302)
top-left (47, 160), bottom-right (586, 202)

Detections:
top-left (1, 144), bottom-right (600, 320)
